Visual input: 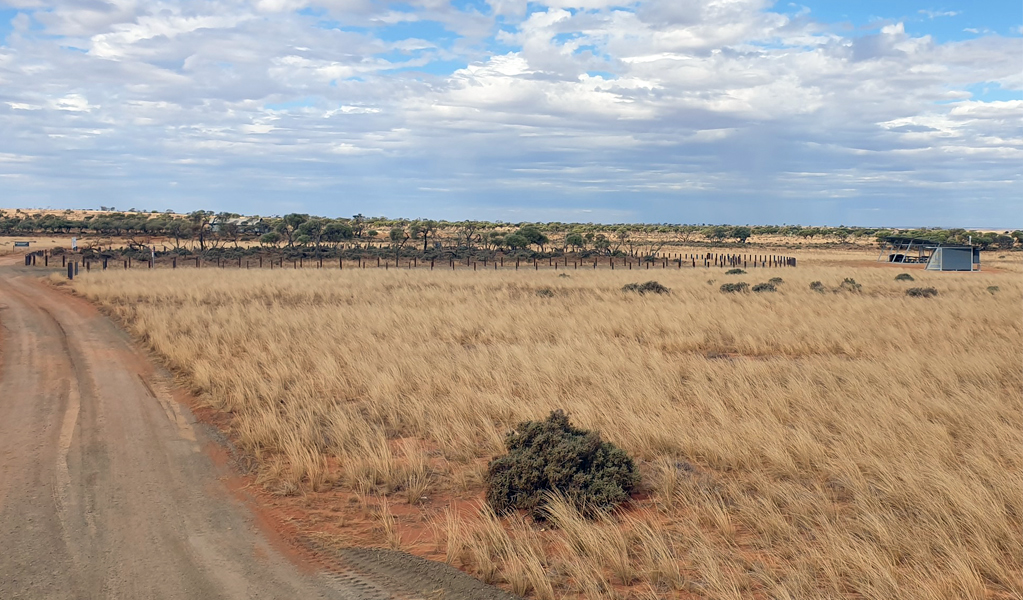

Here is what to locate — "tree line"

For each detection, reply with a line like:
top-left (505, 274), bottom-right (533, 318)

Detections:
top-left (2, 209), bottom-right (1020, 254)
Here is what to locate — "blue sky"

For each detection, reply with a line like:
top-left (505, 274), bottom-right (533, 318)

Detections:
top-left (0, 1), bottom-right (1020, 226)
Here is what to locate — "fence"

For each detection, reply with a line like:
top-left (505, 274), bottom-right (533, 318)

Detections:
top-left (27, 250), bottom-right (797, 278)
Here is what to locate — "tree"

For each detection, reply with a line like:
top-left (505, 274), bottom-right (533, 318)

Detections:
top-left (165, 218), bottom-right (191, 249)
top-left (593, 234), bottom-right (611, 254)
top-left (259, 232), bottom-right (282, 248)
top-left (504, 233), bottom-right (529, 250)
top-left (323, 220), bottom-right (354, 248)
top-left (994, 234), bottom-right (1014, 250)
top-left (410, 219), bottom-right (438, 252)
top-left (517, 225), bottom-right (549, 251)
top-left (277, 213), bottom-right (308, 247)
top-left (297, 218), bottom-right (326, 248)
top-left (704, 225), bottom-right (728, 242)
top-left (566, 232), bottom-right (585, 251)
top-left (217, 212), bottom-right (241, 248)
top-left (731, 226), bottom-right (752, 244)
top-left (389, 226), bottom-right (410, 261)
top-left (456, 221), bottom-right (481, 249)
top-left (482, 232), bottom-right (505, 251)
top-left (351, 214), bottom-right (366, 238)
top-left (188, 210), bottom-right (214, 250)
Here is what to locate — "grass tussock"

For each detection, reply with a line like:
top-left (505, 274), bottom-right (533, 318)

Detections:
top-left (72, 262), bottom-right (1023, 599)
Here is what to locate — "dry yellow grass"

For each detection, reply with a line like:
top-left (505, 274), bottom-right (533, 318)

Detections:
top-left (71, 253), bottom-right (1023, 599)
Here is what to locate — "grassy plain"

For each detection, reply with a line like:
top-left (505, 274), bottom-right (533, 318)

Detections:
top-left (71, 251), bottom-right (1022, 599)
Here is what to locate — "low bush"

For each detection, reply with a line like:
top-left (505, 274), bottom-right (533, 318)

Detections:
top-left (720, 282), bottom-right (749, 293)
top-left (906, 287), bottom-right (938, 298)
top-left (622, 281), bottom-right (670, 294)
top-left (752, 282), bottom-right (777, 293)
top-left (725, 268), bottom-right (746, 275)
top-left (535, 288), bottom-right (555, 298)
top-left (840, 278), bottom-right (862, 292)
top-left (809, 281), bottom-right (826, 293)
top-left (768, 277), bottom-right (783, 284)
top-left (486, 410), bottom-right (639, 519)
top-left (895, 273), bottom-right (915, 282)
top-left (987, 286), bottom-right (1000, 294)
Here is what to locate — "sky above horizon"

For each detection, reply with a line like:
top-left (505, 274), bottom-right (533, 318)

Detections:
top-left (1, 1), bottom-right (1020, 227)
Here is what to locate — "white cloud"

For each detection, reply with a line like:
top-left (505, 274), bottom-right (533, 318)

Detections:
top-left (0, 0), bottom-right (1019, 224)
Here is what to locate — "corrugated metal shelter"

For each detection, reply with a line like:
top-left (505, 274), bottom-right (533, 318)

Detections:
top-left (926, 246), bottom-right (980, 271)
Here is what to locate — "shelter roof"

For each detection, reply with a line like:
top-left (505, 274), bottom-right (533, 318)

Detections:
top-left (883, 236), bottom-right (939, 246)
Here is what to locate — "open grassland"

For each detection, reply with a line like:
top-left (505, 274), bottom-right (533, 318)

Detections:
top-left (71, 254), bottom-right (1022, 599)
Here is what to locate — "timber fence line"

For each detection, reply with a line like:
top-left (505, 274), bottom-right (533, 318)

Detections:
top-left (26, 250), bottom-right (797, 278)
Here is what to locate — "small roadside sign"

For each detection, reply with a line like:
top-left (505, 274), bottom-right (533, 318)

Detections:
top-left (14, 241), bottom-right (30, 247)
top-left (72, 237), bottom-right (78, 251)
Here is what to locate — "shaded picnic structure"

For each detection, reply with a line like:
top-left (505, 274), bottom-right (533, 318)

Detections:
top-left (877, 236), bottom-right (979, 271)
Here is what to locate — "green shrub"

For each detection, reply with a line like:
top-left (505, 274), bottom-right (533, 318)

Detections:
top-left (720, 282), bottom-right (749, 293)
top-left (486, 410), bottom-right (639, 519)
top-left (752, 282), bottom-right (777, 292)
top-left (840, 278), bottom-right (862, 292)
top-left (622, 281), bottom-right (670, 294)
top-left (535, 287), bottom-right (555, 298)
top-left (809, 281), bottom-right (826, 293)
top-left (987, 286), bottom-right (1000, 294)
top-left (895, 273), bottom-right (915, 282)
top-left (768, 277), bottom-right (783, 284)
top-left (725, 268), bottom-right (746, 275)
top-left (906, 287), bottom-right (938, 298)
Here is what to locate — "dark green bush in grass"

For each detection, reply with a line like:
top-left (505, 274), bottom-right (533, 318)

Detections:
top-left (895, 273), bottom-right (915, 282)
top-left (810, 281), bottom-right (826, 293)
top-left (752, 282), bottom-right (777, 293)
top-left (622, 281), bottom-right (670, 294)
top-left (720, 282), bottom-right (749, 293)
top-left (840, 278), bottom-right (862, 292)
top-left (725, 268), bottom-right (746, 275)
top-left (768, 277), bottom-right (783, 284)
top-left (987, 286), bottom-right (999, 294)
top-left (906, 287), bottom-right (938, 298)
top-left (486, 410), bottom-right (639, 519)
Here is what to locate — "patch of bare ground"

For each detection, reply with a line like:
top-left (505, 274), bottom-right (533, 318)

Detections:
top-left (68, 250), bottom-right (1023, 599)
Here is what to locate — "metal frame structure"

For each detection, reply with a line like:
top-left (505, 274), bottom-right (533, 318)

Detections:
top-left (877, 236), bottom-right (938, 264)
top-left (877, 236), bottom-right (980, 271)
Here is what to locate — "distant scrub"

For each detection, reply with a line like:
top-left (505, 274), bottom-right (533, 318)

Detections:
top-left (769, 277), bottom-right (784, 284)
top-left (720, 282), bottom-right (749, 293)
top-left (840, 278), bottom-right (862, 292)
top-left (621, 281), bottom-right (670, 295)
top-left (987, 286), bottom-right (1000, 294)
top-left (809, 281), bottom-right (826, 293)
top-left (535, 287), bottom-right (555, 298)
top-left (752, 282), bottom-right (777, 293)
top-left (725, 268), bottom-right (746, 275)
top-left (906, 287), bottom-right (938, 298)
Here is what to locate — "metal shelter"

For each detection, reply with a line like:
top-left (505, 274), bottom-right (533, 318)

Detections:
top-left (925, 246), bottom-right (980, 271)
top-left (877, 236), bottom-right (938, 264)
top-left (877, 236), bottom-right (980, 271)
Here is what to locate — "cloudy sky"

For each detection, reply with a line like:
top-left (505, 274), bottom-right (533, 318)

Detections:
top-left (1, 1), bottom-right (1020, 225)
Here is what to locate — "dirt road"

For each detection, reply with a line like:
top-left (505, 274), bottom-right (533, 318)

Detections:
top-left (0, 263), bottom-right (514, 600)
